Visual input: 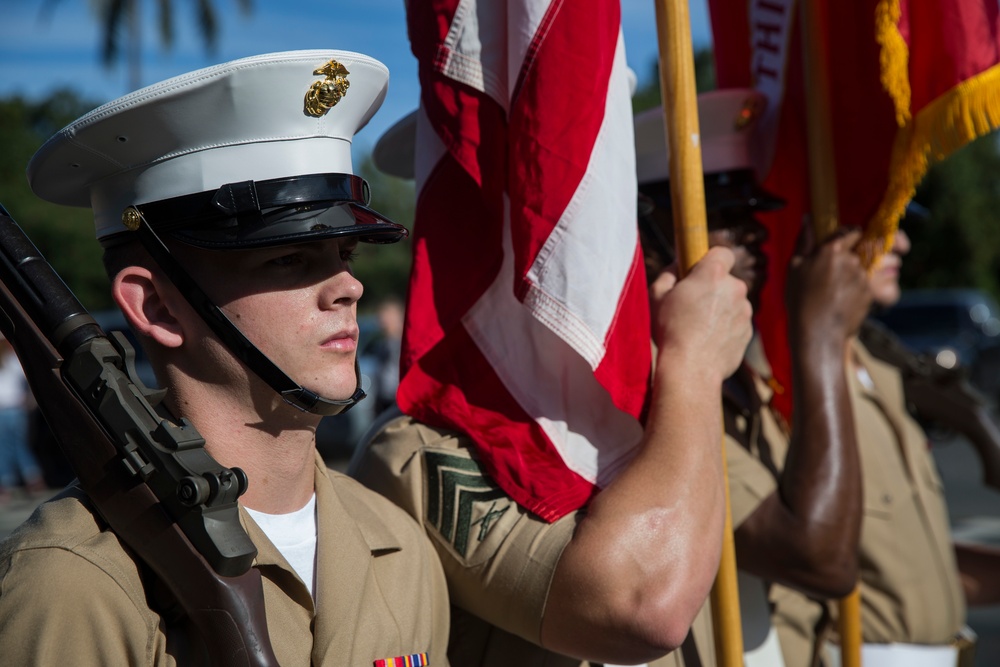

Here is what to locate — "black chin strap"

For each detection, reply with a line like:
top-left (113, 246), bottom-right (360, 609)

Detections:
top-left (123, 206), bottom-right (365, 417)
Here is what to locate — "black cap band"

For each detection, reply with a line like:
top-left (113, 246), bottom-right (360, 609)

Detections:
top-left (105, 173), bottom-right (407, 250)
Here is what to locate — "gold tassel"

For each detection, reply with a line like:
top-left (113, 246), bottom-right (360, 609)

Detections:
top-left (861, 63), bottom-right (1000, 267)
top-left (875, 0), bottom-right (910, 127)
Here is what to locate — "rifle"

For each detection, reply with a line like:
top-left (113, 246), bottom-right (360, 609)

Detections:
top-left (860, 319), bottom-right (1000, 490)
top-left (0, 204), bottom-right (279, 666)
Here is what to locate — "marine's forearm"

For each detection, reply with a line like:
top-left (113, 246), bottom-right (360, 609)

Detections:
top-left (542, 366), bottom-right (725, 663)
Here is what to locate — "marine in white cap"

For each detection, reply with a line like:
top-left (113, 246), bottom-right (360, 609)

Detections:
top-left (0, 51), bottom-right (449, 666)
top-left (632, 88), bottom-right (872, 667)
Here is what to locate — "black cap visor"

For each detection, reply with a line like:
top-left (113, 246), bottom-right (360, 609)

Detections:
top-left (111, 173), bottom-right (407, 249)
top-left (165, 200), bottom-right (406, 249)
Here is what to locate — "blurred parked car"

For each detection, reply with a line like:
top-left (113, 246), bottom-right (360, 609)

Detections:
top-left (872, 288), bottom-right (1000, 402)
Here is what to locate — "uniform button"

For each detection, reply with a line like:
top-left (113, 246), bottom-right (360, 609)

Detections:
top-left (881, 493), bottom-right (892, 505)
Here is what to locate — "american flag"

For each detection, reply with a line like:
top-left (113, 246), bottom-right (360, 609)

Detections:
top-left (709, 0), bottom-right (1000, 420)
top-left (396, 0), bottom-right (652, 521)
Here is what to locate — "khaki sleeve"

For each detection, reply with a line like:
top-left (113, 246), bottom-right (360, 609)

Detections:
top-left (0, 547), bottom-right (161, 666)
top-left (725, 433), bottom-right (778, 529)
top-left (352, 416), bottom-right (578, 645)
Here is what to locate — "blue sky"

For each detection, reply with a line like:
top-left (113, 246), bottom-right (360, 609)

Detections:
top-left (0, 0), bottom-right (712, 156)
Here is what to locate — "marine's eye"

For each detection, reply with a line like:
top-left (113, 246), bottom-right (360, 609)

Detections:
top-left (340, 243), bottom-right (359, 262)
top-left (270, 252), bottom-right (303, 267)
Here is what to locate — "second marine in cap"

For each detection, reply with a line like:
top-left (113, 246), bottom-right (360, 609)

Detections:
top-left (636, 89), bottom-right (872, 667)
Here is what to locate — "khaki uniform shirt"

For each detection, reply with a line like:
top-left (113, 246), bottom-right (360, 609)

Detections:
top-left (846, 341), bottom-right (965, 643)
top-left (0, 450), bottom-right (450, 666)
top-left (722, 365), bottom-right (788, 528)
top-left (769, 583), bottom-right (825, 667)
top-left (772, 340), bottom-right (967, 661)
top-left (352, 413), bottom-right (720, 667)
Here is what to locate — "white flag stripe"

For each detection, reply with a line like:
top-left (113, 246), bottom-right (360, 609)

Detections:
top-left (748, 0), bottom-right (795, 177)
top-left (523, 32), bottom-right (637, 367)
top-left (440, 0), bottom-right (511, 104)
top-left (505, 0), bottom-right (554, 104)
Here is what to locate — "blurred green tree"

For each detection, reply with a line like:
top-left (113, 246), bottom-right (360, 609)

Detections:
top-left (632, 47), bottom-right (717, 114)
top-left (0, 91), bottom-right (112, 310)
top-left (908, 134), bottom-right (1000, 302)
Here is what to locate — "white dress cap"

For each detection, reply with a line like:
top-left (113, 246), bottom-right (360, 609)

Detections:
top-left (28, 50), bottom-right (391, 241)
top-left (373, 110), bottom-right (419, 180)
top-left (633, 88), bottom-right (767, 185)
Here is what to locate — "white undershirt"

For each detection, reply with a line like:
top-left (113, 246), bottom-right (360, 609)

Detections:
top-left (245, 494), bottom-right (317, 596)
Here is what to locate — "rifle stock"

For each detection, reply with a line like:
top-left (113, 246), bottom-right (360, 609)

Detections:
top-left (0, 204), bottom-right (279, 666)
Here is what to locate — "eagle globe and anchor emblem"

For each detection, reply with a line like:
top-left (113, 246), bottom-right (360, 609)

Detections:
top-left (304, 59), bottom-right (351, 117)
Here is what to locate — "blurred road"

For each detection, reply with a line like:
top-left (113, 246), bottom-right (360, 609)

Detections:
top-left (930, 430), bottom-right (1000, 667)
top-left (2, 436), bottom-right (1000, 664)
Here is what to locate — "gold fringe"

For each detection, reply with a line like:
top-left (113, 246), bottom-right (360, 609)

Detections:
top-left (875, 0), bottom-right (910, 127)
top-left (860, 64), bottom-right (1000, 267)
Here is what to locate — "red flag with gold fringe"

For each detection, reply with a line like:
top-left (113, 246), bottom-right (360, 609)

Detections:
top-left (709, 0), bottom-right (1000, 420)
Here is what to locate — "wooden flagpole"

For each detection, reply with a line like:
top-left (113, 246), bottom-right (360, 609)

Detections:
top-left (799, 0), bottom-right (864, 665)
top-left (653, 0), bottom-right (744, 665)
top-left (800, 0), bottom-right (839, 240)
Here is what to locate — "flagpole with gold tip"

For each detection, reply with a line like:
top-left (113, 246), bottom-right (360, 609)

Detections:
top-left (653, 0), bottom-right (744, 664)
top-left (799, 0), bottom-right (864, 664)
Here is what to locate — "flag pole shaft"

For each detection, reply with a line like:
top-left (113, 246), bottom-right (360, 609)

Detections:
top-left (839, 588), bottom-right (864, 667)
top-left (654, 0), bottom-right (708, 274)
top-left (800, 0), bottom-right (863, 664)
top-left (654, 1), bottom-right (744, 665)
top-left (800, 0), bottom-right (840, 238)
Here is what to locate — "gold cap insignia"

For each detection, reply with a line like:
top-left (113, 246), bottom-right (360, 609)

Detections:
top-left (304, 60), bottom-right (351, 117)
top-left (734, 96), bottom-right (763, 130)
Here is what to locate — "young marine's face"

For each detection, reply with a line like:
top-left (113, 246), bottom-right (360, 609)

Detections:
top-left (868, 228), bottom-right (911, 308)
top-left (182, 236), bottom-right (364, 404)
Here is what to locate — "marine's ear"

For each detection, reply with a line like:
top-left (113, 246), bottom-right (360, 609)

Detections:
top-left (112, 265), bottom-right (186, 349)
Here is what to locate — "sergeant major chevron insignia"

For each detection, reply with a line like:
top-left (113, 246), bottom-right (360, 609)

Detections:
top-left (424, 451), bottom-right (511, 558)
